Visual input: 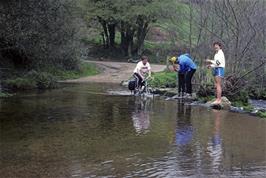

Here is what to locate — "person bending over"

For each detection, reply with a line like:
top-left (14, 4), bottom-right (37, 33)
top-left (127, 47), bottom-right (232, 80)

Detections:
top-left (133, 56), bottom-right (151, 91)
top-left (169, 56), bottom-right (185, 96)
top-left (169, 53), bottom-right (197, 98)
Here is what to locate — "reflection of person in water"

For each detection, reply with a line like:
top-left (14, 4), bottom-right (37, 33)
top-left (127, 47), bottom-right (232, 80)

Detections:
top-left (207, 110), bottom-right (222, 170)
top-left (175, 101), bottom-right (193, 145)
top-left (131, 98), bottom-right (151, 134)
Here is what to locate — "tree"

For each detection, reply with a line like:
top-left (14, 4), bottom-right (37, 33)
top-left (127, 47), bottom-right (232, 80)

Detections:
top-left (82, 0), bottom-right (161, 57)
top-left (0, 0), bottom-right (81, 70)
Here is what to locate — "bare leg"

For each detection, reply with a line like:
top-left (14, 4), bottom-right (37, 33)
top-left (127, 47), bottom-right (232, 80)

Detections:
top-left (214, 77), bottom-right (222, 104)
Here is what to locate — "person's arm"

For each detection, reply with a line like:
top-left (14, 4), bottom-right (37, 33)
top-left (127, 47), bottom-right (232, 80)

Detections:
top-left (205, 59), bottom-right (215, 64)
top-left (206, 51), bottom-right (225, 68)
top-left (147, 63), bottom-right (151, 78)
top-left (173, 63), bottom-right (178, 71)
top-left (205, 58), bottom-right (216, 68)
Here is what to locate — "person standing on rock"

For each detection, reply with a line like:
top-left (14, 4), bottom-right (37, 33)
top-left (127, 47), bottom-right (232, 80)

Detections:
top-left (133, 56), bottom-right (151, 91)
top-left (169, 56), bottom-right (185, 96)
top-left (169, 53), bottom-right (197, 98)
top-left (206, 42), bottom-right (225, 105)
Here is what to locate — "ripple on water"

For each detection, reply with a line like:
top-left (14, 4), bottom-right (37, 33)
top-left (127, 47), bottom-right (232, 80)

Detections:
top-left (1, 84), bottom-right (266, 178)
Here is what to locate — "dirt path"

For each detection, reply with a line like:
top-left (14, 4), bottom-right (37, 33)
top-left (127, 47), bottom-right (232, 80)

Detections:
top-left (63, 61), bottom-right (166, 84)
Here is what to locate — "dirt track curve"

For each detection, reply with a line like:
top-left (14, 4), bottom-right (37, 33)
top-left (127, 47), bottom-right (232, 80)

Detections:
top-left (63, 60), bottom-right (166, 84)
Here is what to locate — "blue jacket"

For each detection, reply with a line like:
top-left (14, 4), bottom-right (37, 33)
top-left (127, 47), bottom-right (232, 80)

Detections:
top-left (177, 53), bottom-right (197, 73)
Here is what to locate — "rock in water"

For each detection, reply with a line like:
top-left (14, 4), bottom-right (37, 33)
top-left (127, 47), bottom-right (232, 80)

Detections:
top-left (207, 97), bottom-right (231, 110)
top-left (211, 104), bottom-right (222, 110)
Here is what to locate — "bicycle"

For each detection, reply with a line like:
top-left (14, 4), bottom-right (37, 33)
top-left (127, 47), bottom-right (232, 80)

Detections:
top-left (134, 76), bottom-right (153, 97)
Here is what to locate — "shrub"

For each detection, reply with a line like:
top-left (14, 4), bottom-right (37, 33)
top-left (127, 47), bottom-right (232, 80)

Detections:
top-left (150, 71), bottom-right (176, 88)
top-left (5, 71), bottom-right (57, 90)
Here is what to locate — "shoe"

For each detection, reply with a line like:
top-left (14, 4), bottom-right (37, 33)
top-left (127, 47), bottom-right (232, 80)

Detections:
top-left (184, 93), bottom-right (192, 99)
top-left (177, 92), bottom-right (185, 98)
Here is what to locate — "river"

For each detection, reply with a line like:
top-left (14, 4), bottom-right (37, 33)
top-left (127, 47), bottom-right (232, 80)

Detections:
top-left (0, 83), bottom-right (265, 177)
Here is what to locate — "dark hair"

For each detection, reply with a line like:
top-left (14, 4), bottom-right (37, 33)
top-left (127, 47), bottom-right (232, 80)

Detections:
top-left (141, 55), bottom-right (148, 60)
top-left (213, 42), bottom-right (222, 48)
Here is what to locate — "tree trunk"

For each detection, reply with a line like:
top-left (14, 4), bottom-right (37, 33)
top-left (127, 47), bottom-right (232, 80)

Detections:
top-left (98, 17), bottom-right (109, 48)
top-left (120, 21), bottom-right (128, 56)
top-left (126, 26), bottom-right (135, 58)
top-left (108, 23), bottom-right (116, 48)
top-left (189, 1), bottom-right (193, 53)
top-left (120, 21), bottom-right (135, 57)
top-left (136, 16), bottom-right (149, 56)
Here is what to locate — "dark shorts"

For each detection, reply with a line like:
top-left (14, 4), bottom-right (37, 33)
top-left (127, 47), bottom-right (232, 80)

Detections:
top-left (213, 67), bottom-right (224, 78)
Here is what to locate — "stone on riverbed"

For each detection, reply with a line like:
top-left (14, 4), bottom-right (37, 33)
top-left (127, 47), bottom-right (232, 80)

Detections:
top-left (120, 80), bottom-right (128, 86)
top-left (206, 97), bottom-right (231, 110)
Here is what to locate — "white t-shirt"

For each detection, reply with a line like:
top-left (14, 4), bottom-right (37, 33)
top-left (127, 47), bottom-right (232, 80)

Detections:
top-left (211, 49), bottom-right (225, 68)
top-left (133, 61), bottom-right (151, 78)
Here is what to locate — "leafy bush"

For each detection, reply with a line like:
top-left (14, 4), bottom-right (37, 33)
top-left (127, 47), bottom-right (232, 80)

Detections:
top-left (230, 90), bottom-right (249, 105)
top-left (257, 111), bottom-right (266, 119)
top-left (3, 62), bottom-right (99, 90)
top-left (5, 71), bottom-right (57, 90)
top-left (5, 78), bottom-right (36, 90)
top-left (248, 87), bottom-right (266, 100)
top-left (0, 92), bottom-right (12, 98)
top-left (150, 71), bottom-right (176, 88)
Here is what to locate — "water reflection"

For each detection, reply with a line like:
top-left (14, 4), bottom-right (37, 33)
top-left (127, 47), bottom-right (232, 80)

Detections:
top-left (207, 110), bottom-right (222, 171)
top-left (1, 84), bottom-right (266, 177)
top-left (175, 101), bottom-right (193, 146)
top-left (131, 98), bottom-right (151, 135)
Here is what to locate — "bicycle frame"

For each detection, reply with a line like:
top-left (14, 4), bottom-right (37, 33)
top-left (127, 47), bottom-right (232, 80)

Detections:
top-left (134, 78), bottom-right (152, 97)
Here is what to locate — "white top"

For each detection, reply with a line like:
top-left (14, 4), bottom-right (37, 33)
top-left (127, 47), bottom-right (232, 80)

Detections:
top-left (211, 49), bottom-right (225, 68)
top-left (133, 61), bottom-right (151, 78)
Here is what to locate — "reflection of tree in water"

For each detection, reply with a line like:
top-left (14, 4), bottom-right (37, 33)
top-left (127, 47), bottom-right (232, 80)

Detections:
top-left (175, 101), bottom-right (193, 146)
top-left (207, 110), bottom-right (222, 172)
top-left (131, 98), bottom-right (151, 135)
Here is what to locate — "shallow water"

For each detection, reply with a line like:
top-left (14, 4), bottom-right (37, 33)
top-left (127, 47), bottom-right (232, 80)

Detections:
top-left (0, 84), bottom-right (266, 178)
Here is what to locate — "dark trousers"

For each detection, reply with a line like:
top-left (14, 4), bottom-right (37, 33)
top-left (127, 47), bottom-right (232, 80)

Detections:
top-left (185, 69), bottom-right (196, 94)
top-left (133, 73), bottom-right (143, 88)
top-left (178, 73), bottom-right (185, 94)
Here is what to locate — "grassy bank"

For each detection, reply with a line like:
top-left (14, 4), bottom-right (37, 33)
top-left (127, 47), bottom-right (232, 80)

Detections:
top-left (3, 62), bottom-right (99, 90)
top-left (149, 71), bottom-right (266, 118)
top-left (150, 71), bottom-right (176, 88)
top-left (0, 92), bottom-right (12, 98)
top-left (257, 111), bottom-right (266, 118)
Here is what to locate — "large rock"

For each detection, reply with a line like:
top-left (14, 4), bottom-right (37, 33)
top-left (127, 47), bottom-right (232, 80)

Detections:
top-left (207, 96), bottom-right (231, 110)
top-left (120, 80), bottom-right (128, 87)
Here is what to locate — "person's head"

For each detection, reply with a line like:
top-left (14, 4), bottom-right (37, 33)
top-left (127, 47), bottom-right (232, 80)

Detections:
top-left (141, 55), bottom-right (148, 65)
top-left (169, 56), bottom-right (178, 64)
top-left (213, 42), bottom-right (222, 52)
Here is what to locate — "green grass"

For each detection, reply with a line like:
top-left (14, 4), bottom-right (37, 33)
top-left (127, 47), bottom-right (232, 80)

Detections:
top-left (4, 62), bottom-right (99, 90)
top-left (0, 92), bottom-right (12, 98)
top-left (53, 62), bottom-right (99, 80)
top-left (257, 111), bottom-right (266, 119)
top-left (81, 31), bottom-right (122, 46)
top-left (5, 72), bottom-right (56, 90)
top-left (150, 71), bottom-right (176, 88)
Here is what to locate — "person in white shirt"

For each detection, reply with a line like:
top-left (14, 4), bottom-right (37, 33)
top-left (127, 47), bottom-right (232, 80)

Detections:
top-left (133, 56), bottom-right (151, 90)
top-left (206, 42), bottom-right (225, 105)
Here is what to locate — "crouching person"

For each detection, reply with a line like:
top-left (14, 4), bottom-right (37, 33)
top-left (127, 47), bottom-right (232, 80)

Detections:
top-left (169, 53), bottom-right (197, 98)
top-left (133, 56), bottom-right (151, 93)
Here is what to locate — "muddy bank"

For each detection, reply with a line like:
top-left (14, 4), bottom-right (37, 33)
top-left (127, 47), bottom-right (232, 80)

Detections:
top-left (62, 61), bottom-right (166, 84)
